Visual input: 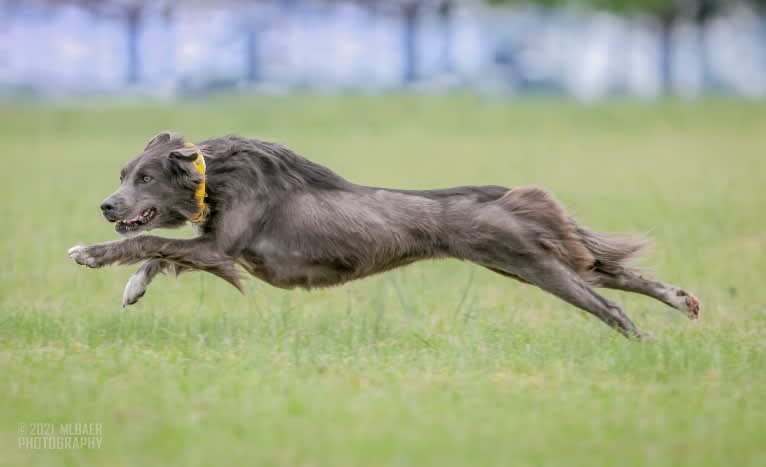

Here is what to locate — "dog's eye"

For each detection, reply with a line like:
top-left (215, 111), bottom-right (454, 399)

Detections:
top-left (141, 175), bottom-right (152, 183)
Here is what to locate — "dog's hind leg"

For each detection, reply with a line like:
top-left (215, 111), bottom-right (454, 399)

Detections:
top-left (465, 189), bottom-right (648, 338)
top-left (474, 238), bottom-right (651, 339)
top-left (594, 269), bottom-right (700, 320)
top-left (483, 256), bottom-right (649, 339)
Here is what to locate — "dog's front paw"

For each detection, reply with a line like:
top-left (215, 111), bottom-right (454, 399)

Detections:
top-left (122, 271), bottom-right (149, 307)
top-left (68, 245), bottom-right (101, 268)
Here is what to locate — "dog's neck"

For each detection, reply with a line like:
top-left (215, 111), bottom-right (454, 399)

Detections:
top-left (183, 142), bottom-right (208, 224)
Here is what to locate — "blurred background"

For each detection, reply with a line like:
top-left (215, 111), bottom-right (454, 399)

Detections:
top-left (2, 0), bottom-right (765, 101)
top-left (3, 3), bottom-right (766, 466)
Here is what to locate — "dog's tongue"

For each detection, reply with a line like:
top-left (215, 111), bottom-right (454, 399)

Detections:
top-left (120, 215), bottom-right (140, 226)
top-left (117, 209), bottom-right (152, 228)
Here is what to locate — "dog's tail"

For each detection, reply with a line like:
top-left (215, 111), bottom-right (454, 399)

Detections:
top-left (575, 224), bottom-right (651, 277)
top-left (500, 186), bottom-right (651, 282)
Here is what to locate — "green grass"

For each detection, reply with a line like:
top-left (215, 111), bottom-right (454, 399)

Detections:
top-left (1, 96), bottom-right (765, 467)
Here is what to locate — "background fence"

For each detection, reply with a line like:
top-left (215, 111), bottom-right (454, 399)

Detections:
top-left (2, 0), bottom-right (765, 100)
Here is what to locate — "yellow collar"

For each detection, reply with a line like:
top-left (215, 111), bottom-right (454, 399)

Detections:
top-left (183, 142), bottom-right (207, 223)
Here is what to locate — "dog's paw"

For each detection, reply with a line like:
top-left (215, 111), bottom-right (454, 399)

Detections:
top-left (673, 289), bottom-right (701, 320)
top-left (122, 271), bottom-right (148, 307)
top-left (68, 245), bottom-right (100, 268)
top-left (634, 329), bottom-right (654, 341)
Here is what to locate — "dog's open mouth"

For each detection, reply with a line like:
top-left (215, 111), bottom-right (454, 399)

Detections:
top-left (115, 208), bottom-right (156, 234)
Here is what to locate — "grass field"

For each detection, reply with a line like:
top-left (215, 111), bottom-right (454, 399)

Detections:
top-left (1, 96), bottom-right (765, 467)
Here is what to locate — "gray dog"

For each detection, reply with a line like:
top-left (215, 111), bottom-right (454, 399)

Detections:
top-left (68, 132), bottom-right (700, 339)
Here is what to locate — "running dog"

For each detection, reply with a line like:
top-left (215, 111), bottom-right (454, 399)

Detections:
top-left (68, 132), bottom-right (700, 339)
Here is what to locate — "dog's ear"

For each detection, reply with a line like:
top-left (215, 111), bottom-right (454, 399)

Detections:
top-left (145, 131), bottom-right (176, 151)
top-left (168, 147), bottom-right (199, 162)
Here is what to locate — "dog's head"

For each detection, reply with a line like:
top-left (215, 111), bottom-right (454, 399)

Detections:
top-left (101, 132), bottom-right (205, 236)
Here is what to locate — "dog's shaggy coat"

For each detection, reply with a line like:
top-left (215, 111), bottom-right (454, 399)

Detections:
top-left (68, 132), bottom-right (700, 339)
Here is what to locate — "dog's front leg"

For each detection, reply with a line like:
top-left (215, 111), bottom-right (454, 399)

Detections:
top-left (69, 236), bottom-right (216, 267)
top-left (122, 259), bottom-right (171, 307)
top-left (123, 260), bottom-right (194, 307)
top-left (68, 236), bottom-right (241, 291)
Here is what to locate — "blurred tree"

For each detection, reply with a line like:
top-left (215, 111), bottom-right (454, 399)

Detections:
top-left (438, 0), bottom-right (454, 74)
top-left (345, 0), bottom-right (447, 84)
top-left (53, 0), bottom-right (277, 87)
top-left (124, 2), bottom-right (142, 84)
top-left (402, 1), bottom-right (419, 82)
top-left (233, 0), bottom-right (274, 85)
top-left (486, 0), bottom-right (732, 94)
top-left (485, 0), bottom-right (566, 6)
top-left (42, 0), bottom-right (162, 85)
top-left (593, 1), bottom-right (726, 93)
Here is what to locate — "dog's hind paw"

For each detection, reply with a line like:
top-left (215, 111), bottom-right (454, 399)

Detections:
top-left (673, 289), bottom-right (701, 320)
top-left (68, 245), bottom-right (99, 268)
top-left (122, 271), bottom-right (149, 307)
top-left (633, 329), bottom-right (654, 341)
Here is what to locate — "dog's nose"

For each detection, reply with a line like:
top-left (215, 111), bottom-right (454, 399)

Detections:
top-left (100, 201), bottom-right (115, 213)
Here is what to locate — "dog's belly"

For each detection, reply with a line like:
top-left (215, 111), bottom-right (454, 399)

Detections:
top-left (238, 253), bottom-right (364, 289)
top-left (238, 247), bottom-right (428, 290)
